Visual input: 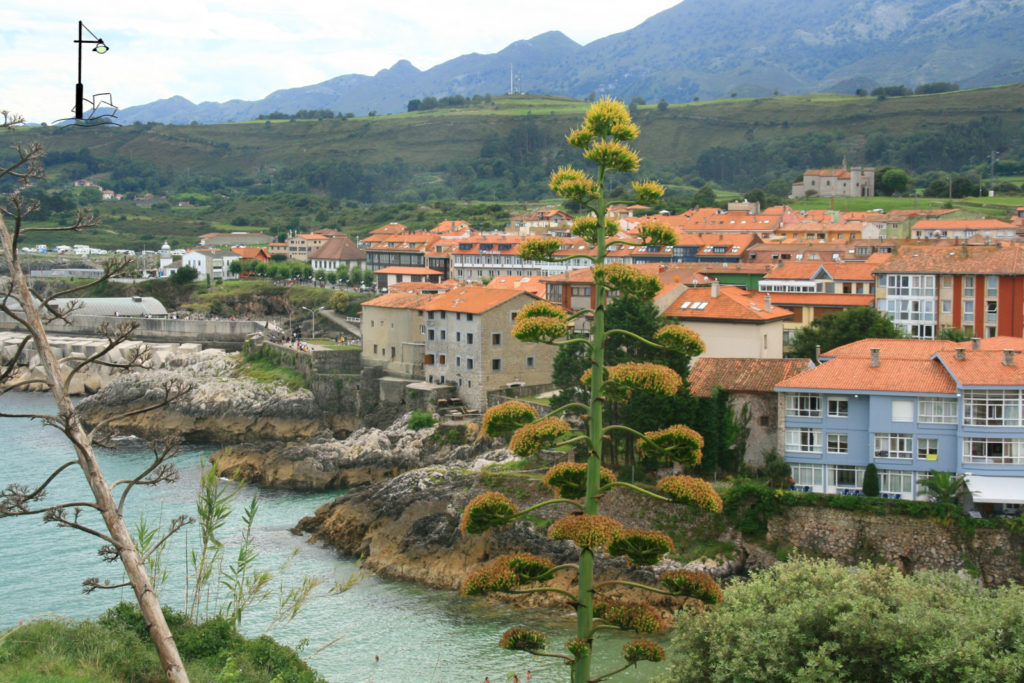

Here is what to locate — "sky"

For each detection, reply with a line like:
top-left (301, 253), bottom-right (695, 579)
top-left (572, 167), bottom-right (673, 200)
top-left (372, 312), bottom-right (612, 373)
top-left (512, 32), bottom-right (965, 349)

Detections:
top-left (1, 1), bottom-right (679, 124)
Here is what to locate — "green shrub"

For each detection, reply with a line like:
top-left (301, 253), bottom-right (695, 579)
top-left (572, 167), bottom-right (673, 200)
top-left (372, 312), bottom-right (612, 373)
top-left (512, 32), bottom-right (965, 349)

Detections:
top-left (407, 409), bottom-right (436, 430)
top-left (863, 463), bottom-right (880, 497)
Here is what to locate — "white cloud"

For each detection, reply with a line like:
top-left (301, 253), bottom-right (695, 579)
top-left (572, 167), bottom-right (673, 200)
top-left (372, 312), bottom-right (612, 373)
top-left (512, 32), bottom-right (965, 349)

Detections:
top-left (0, 1), bottom-right (677, 123)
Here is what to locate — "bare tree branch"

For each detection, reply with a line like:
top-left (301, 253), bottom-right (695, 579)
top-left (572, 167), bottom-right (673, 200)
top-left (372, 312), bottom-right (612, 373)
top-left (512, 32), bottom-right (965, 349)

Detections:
top-left (0, 460), bottom-right (79, 515)
top-left (140, 514), bottom-right (193, 564)
top-left (82, 578), bottom-right (132, 594)
top-left (43, 506), bottom-right (117, 546)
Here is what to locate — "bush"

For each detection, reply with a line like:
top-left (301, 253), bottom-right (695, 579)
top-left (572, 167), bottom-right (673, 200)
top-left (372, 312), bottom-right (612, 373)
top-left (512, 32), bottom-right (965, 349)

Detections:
top-left (407, 409), bottom-right (436, 430)
top-left (665, 558), bottom-right (1024, 682)
top-left (862, 463), bottom-right (880, 497)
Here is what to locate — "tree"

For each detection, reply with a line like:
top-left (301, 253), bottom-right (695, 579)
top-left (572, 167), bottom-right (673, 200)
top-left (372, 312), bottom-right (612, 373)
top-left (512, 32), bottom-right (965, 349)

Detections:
top-left (789, 307), bottom-right (903, 359)
top-left (0, 110), bottom-right (190, 680)
top-left (170, 265), bottom-right (199, 285)
top-left (918, 470), bottom-right (969, 506)
top-left (335, 263), bottom-right (349, 284)
top-left (691, 183), bottom-right (717, 207)
top-left (878, 167), bottom-right (910, 195)
top-left (362, 269), bottom-right (375, 288)
top-left (666, 558), bottom-right (1024, 681)
top-left (657, 98), bottom-right (669, 111)
top-left (462, 100), bottom-right (723, 683)
top-left (862, 463), bottom-right (880, 496)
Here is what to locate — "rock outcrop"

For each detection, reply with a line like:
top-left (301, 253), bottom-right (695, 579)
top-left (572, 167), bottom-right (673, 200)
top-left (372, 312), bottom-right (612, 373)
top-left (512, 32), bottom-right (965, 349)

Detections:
top-left (295, 459), bottom-right (728, 608)
top-left (77, 349), bottom-right (358, 442)
top-left (213, 418), bottom-right (501, 490)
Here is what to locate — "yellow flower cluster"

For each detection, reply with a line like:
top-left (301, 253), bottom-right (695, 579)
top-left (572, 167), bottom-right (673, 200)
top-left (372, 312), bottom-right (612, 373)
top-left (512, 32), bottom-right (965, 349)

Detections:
top-left (607, 362), bottom-right (683, 396)
top-left (518, 237), bottom-right (563, 262)
top-left (509, 417), bottom-right (571, 457)
top-left (594, 600), bottom-right (667, 634)
top-left (593, 264), bottom-right (662, 299)
top-left (583, 140), bottom-right (639, 173)
top-left (517, 299), bottom-right (569, 322)
top-left (548, 513), bottom-right (623, 549)
top-left (660, 569), bottom-right (723, 604)
top-left (549, 166), bottom-right (598, 203)
top-left (570, 215), bottom-right (616, 243)
top-left (462, 553), bottom-right (555, 595)
top-left (607, 528), bottom-right (675, 566)
top-left (499, 627), bottom-right (547, 652)
top-left (656, 475), bottom-right (724, 514)
top-left (637, 424), bottom-right (704, 466)
top-left (512, 315), bottom-right (567, 343)
top-left (623, 638), bottom-right (666, 664)
top-left (636, 221), bottom-right (677, 247)
top-left (632, 179), bottom-right (665, 203)
top-left (481, 400), bottom-right (538, 438)
top-left (460, 491), bottom-right (518, 535)
top-left (543, 462), bottom-right (616, 499)
top-left (580, 98), bottom-right (638, 140)
top-left (654, 324), bottom-right (705, 356)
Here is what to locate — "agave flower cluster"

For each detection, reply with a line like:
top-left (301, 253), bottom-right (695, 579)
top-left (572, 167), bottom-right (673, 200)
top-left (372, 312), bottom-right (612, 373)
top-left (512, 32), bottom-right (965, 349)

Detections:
top-left (463, 99), bottom-right (724, 683)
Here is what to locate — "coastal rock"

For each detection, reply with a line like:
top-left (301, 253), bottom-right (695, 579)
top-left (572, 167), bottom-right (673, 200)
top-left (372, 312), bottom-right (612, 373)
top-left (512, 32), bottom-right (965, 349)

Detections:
top-left (77, 349), bottom-right (353, 442)
top-left (214, 416), bottom-right (507, 490)
top-left (295, 460), bottom-right (717, 611)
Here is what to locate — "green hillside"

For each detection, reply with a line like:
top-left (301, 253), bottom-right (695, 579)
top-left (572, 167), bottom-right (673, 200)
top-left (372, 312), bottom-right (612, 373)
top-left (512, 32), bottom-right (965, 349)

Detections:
top-left (3, 87), bottom-right (1024, 251)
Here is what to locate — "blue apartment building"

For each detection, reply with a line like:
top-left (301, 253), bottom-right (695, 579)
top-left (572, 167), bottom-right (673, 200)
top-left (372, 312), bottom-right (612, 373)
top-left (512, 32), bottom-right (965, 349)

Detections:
top-left (775, 338), bottom-right (1024, 512)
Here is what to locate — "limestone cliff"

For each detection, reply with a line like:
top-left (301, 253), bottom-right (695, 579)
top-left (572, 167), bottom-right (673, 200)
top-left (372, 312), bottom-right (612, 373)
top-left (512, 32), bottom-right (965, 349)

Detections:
top-left (77, 349), bottom-right (358, 443)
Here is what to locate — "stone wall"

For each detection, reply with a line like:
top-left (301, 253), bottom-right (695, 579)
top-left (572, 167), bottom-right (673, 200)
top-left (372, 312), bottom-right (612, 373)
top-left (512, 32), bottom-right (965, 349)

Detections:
top-left (767, 506), bottom-right (1024, 586)
top-left (253, 341), bottom-right (362, 416)
top-left (0, 315), bottom-right (264, 350)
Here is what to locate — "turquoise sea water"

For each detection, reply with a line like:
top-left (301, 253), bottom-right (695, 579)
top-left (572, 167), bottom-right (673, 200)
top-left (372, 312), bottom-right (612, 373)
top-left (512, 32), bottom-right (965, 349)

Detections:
top-left (0, 393), bottom-right (665, 682)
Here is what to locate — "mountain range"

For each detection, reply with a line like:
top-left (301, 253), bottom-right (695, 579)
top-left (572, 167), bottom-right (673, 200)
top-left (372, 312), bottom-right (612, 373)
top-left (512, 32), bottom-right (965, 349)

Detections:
top-left (121, 0), bottom-right (1024, 125)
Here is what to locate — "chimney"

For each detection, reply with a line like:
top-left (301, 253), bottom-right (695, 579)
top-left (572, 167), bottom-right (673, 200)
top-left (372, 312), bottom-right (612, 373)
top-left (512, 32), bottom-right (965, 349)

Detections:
top-left (954, 347), bottom-right (966, 361)
top-left (815, 344), bottom-right (821, 363)
top-left (711, 280), bottom-right (720, 298)
top-left (764, 293), bottom-right (773, 311)
top-left (870, 348), bottom-right (880, 368)
top-left (1004, 349), bottom-right (1015, 366)
top-left (971, 337), bottom-right (981, 350)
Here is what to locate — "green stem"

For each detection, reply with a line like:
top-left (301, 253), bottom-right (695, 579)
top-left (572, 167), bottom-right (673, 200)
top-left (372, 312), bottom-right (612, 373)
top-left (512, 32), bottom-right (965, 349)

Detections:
top-left (511, 586), bottom-right (579, 601)
top-left (591, 663), bottom-right (635, 682)
top-left (599, 481), bottom-right (671, 502)
top-left (514, 498), bottom-right (584, 515)
top-left (546, 403), bottom-right (591, 418)
top-left (604, 328), bottom-right (665, 349)
top-left (592, 579), bottom-right (673, 595)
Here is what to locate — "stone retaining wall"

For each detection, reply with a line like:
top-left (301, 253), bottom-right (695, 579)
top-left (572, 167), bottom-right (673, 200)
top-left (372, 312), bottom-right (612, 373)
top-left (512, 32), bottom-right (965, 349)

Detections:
top-left (767, 506), bottom-right (1024, 586)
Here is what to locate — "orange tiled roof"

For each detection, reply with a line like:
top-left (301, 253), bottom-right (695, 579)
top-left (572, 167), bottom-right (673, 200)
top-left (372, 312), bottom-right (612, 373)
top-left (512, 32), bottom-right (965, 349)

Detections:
top-left (912, 219), bottom-right (1015, 230)
top-left (766, 293), bottom-right (875, 308)
top-left (419, 286), bottom-right (534, 314)
top-left (804, 169), bottom-right (852, 179)
top-left (664, 286), bottom-right (793, 323)
top-left (776, 357), bottom-right (957, 394)
top-left (688, 357), bottom-right (813, 397)
top-left (873, 244), bottom-right (1024, 275)
top-left (309, 236), bottom-right (366, 261)
top-left (823, 337), bottom-right (1024, 359)
top-left (362, 292), bottom-right (435, 310)
top-left (486, 276), bottom-right (547, 298)
top-left (369, 223), bottom-right (409, 235)
top-left (936, 350), bottom-right (1024, 386)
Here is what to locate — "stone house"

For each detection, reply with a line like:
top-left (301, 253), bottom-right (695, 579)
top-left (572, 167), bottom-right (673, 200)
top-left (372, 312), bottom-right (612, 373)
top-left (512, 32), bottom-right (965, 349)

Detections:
top-left (790, 167), bottom-right (875, 199)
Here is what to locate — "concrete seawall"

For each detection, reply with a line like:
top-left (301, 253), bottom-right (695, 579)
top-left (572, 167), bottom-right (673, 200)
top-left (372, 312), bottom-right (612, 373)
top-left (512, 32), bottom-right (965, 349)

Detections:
top-left (0, 315), bottom-right (265, 350)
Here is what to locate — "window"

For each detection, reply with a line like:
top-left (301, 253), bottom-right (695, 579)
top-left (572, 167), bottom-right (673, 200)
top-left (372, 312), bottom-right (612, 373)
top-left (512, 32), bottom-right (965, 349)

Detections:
top-left (964, 300), bottom-right (974, 322)
top-left (918, 398), bottom-right (957, 424)
top-left (942, 300), bottom-right (952, 314)
top-left (827, 433), bottom-right (849, 455)
top-left (964, 277), bottom-right (975, 297)
top-left (987, 275), bottom-right (998, 298)
top-left (785, 393), bottom-right (822, 418)
top-left (941, 276), bottom-right (953, 288)
top-left (492, 358), bottom-right (502, 371)
top-left (526, 356), bottom-right (535, 369)
top-left (456, 356), bottom-right (461, 367)
top-left (828, 465), bottom-right (864, 489)
top-left (874, 433), bottom-right (912, 459)
top-left (964, 390), bottom-right (1023, 426)
top-left (456, 331), bottom-right (461, 342)
top-left (492, 333), bottom-right (502, 345)
top-left (438, 354), bottom-right (446, 365)
top-left (891, 400), bottom-right (914, 422)
top-left (917, 437), bottom-right (939, 460)
top-left (791, 463), bottom-right (823, 488)
top-left (467, 333), bottom-right (474, 345)
top-left (879, 470), bottom-right (913, 496)
top-left (963, 437), bottom-right (1024, 465)
top-left (466, 358), bottom-right (474, 370)
top-left (428, 311), bottom-right (434, 320)
top-left (440, 311), bottom-right (447, 319)
top-left (372, 344), bottom-right (378, 354)
top-left (786, 428), bottom-right (822, 453)
top-left (428, 329), bottom-right (435, 341)
top-left (467, 314), bottom-right (474, 321)
top-left (827, 397), bottom-right (848, 418)
top-left (440, 330), bottom-right (446, 341)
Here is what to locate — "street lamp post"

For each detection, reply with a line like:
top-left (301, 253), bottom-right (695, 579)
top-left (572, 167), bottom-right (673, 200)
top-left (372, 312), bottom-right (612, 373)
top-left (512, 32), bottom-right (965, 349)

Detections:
top-left (302, 306), bottom-right (326, 340)
top-left (75, 21), bottom-right (109, 120)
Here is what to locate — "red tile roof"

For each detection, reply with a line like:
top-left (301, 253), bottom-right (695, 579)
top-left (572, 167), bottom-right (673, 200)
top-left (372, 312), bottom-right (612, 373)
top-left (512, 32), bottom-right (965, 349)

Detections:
top-left (419, 286), bottom-right (534, 314)
top-left (873, 244), bottom-right (1024, 275)
top-left (308, 236), bottom-right (366, 261)
top-left (936, 350), bottom-right (1024, 386)
top-left (688, 357), bottom-right (813, 397)
top-left (486, 276), bottom-right (547, 298)
top-left (776, 357), bottom-right (957, 394)
top-left (664, 286), bottom-right (793, 323)
top-left (362, 292), bottom-right (435, 310)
